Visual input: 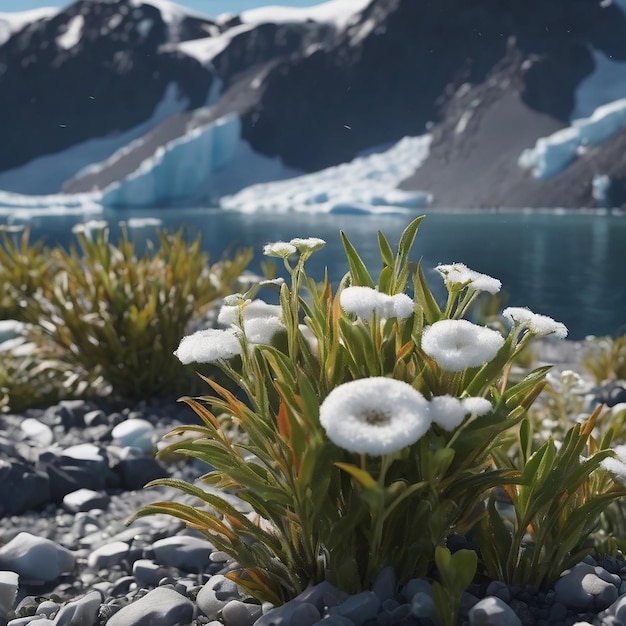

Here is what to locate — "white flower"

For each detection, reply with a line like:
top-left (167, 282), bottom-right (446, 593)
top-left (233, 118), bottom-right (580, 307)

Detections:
top-left (263, 241), bottom-right (297, 258)
top-left (340, 286), bottom-right (414, 320)
top-left (380, 293), bottom-right (415, 320)
top-left (289, 237), bottom-right (326, 253)
top-left (461, 397), bottom-right (493, 417)
top-left (421, 319), bottom-right (504, 371)
top-left (601, 444), bottom-right (626, 485)
top-left (436, 263), bottom-right (501, 294)
top-left (319, 377), bottom-right (431, 455)
top-left (502, 307), bottom-right (568, 339)
top-left (243, 316), bottom-right (285, 344)
top-left (340, 286), bottom-right (383, 319)
top-left (428, 395), bottom-right (467, 431)
top-left (218, 299), bottom-right (283, 327)
top-left (174, 328), bottom-right (241, 364)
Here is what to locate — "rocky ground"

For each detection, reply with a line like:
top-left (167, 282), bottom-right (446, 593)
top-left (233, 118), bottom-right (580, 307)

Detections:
top-left (1, 339), bottom-right (626, 626)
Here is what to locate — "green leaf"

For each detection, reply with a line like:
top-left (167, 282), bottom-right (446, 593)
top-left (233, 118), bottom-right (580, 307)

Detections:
top-left (377, 231), bottom-right (395, 269)
top-left (335, 462), bottom-right (378, 490)
top-left (340, 231), bottom-right (375, 288)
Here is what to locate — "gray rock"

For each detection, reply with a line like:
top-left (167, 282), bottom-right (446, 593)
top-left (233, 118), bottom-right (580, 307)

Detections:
top-left (403, 578), bottom-right (432, 602)
top-left (0, 533), bottom-right (75, 583)
top-left (469, 596), bottom-right (522, 626)
top-left (105, 587), bottom-right (193, 626)
top-left (132, 559), bottom-right (170, 588)
top-left (292, 581), bottom-right (348, 612)
top-left (20, 419), bottom-right (54, 447)
top-left (196, 575), bottom-right (243, 620)
top-left (0, 460), bottom-right (50, 515)
top-left (312, 617), bottom-right (353, 626)
top-left (62, 488), bottom-right (110, 513)
top-left (372, 567), bottom-right (396, 603)
top-left (86, 541), bottom-right (130, 570)
top-left (221, 599), bottom-right (263, 626)
top-left (52, 591), bottom-right (101, 626)
top-left (0, 571), bottom-right (18, 622)
top-left (35, 600), bottom-right (59, 618)
top-left (555, 562), bottom-right (619, 611)
top-left (255, 601), bottom-right (320, 626)
top-left (410, 592), bottom-right (435, 619)
top-left (336, 591), bottom-right (381, 626)
top-left (152, 535), bottom-right (213, 572)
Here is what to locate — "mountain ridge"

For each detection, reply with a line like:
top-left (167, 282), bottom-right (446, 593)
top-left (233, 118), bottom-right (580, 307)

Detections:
top-left (3, 0), bottom-right (626, 208)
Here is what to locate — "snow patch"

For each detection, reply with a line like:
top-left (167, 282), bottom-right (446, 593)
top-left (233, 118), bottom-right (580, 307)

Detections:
top-left (0, 7), bottom-right (58, 45)
top-left (57, 14), bottom-right (84, 50)
top-left (0, 83), bottom-right (189, 195)
top-left (238, 0), bottom-right (372, 30)
top-left (519, 98), bottom-right (626, 178)
top-left (101, 115), bottom-right (242, 207)
top-left (220, 134), bottom-right (432, 214)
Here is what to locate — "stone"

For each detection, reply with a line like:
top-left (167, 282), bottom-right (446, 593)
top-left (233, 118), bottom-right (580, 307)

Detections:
top-left (255, 602), bottom-right (320, 626)
top-left (105, 587), bottom-right (194, 626)
top-left (132, 559), bottom-right (170, 588)
top-left (62, 488), bottom-right (110, 513)
top-left (0, 532), bottom-right (75, 583)
top-left (0, 460), bottom-right (50, 515)
top-left (555, 562), bottom-right (619, 611)
top-left (152, 535), bottom-right (213, 572)
top-left (410, 592), bottom-right (435, 619)
top-left (0, 571), bottom-right (18, 621)
top-left (112, 451), bottom-right (168, 490)
top-left (111, 418), bottom-right (155, 453)
top-left (336, 591), bottom-right (381, 626)
top-left (469, 596), bottom-right (522, 626)
top-left (196, 575), bottom-right (242, 620)
top-left (221, 600), bottom-right (263, 626)
top-left (87, 541), bottom-right (130, 570)
top-left (20, 419), bottom-right (54, 447)
top-left (372, 566), bottom-right (396, 603)
top-left (53, 591), bottom-right (101, 626)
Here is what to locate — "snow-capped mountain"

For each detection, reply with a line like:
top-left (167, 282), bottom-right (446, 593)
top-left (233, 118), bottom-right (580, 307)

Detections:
top-left (3, 0), bottom-right (626, 209)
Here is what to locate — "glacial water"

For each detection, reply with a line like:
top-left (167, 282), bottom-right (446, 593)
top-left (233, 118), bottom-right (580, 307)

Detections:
top-left (4, 208), bottom-right (626, 340)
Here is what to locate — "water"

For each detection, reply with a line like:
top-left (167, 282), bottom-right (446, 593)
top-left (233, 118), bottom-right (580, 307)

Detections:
top-left (4, 208), bottom-right (626, 340)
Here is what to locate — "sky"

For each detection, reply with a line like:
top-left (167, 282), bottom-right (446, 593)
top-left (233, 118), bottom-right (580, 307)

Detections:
top-left (0, 0), bottom-right (316, 18)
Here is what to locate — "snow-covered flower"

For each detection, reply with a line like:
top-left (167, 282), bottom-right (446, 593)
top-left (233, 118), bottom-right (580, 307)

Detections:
top-left (380, 293), bottom-right (415, 320)
top-left (243, 316), bottom-right (285, 345)
top-left (502, 307), bottom-right (568, 339)
top-left (174, 328), bottom-right (241, 364)
top-left (289, 237), bottom-right (326, 253)
top-left (421, 319), bottom-right (504, 371)
top-left (340, 286), bottom-right (414, 320)
top-left (340, 286), bottom-right (383, 319)
top-left (319, 377), bottom-right (431, 455)
top-left (263, 241), bottom-right (297, 258)
top-left (218, 299), bottom-right (283, 327)
top-left (436, 263), bottom-right (501, 294)
top-left (601, 444), bottom-right (626, 485)
top-left (428, 395), bottom-right (467, 431)
top-left (461, 397), bottom-right (493, 417)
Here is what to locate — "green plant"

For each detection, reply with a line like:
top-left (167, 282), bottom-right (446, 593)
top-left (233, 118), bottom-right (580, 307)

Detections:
top-left (0, 226), bottom-right (55, 321)
top-left (582, 334), bottom-right (626, 383)
top-left (20, 223), bottom-right (251, 400)
top-left (130, 217), bottom-right (624, 614)
top-left (432, 546), bottom-right (477, 626)
top-left (475, 406), bottom-right (626, 588)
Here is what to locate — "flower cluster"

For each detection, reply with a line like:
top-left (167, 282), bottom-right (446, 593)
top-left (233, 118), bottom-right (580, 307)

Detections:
top-left (134, 216), bottom-right (625, 611)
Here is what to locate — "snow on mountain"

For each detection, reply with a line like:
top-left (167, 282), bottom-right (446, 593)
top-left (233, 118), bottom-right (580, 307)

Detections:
top-left (519, 98), bottom-right (626, 179)
top-left (0, 7), bottom-right (58, 45)
top-left (5, 0), bottom-right (626, 210)
top-left (0, 130), bottom-right (431, 217)
top-left (0, 83), bottom-right (190, 195)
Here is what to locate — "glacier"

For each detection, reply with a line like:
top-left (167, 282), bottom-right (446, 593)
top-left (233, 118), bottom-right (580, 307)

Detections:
top-left (518, 98), bottom-right (626, 179)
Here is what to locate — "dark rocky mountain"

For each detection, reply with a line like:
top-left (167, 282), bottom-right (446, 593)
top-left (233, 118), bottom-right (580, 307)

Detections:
top-left (3, 0), bottom-right (626, 207)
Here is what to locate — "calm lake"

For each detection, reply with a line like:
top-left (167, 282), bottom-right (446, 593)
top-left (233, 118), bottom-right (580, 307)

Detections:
top-left (5, 208), bottom-right (626, 341)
